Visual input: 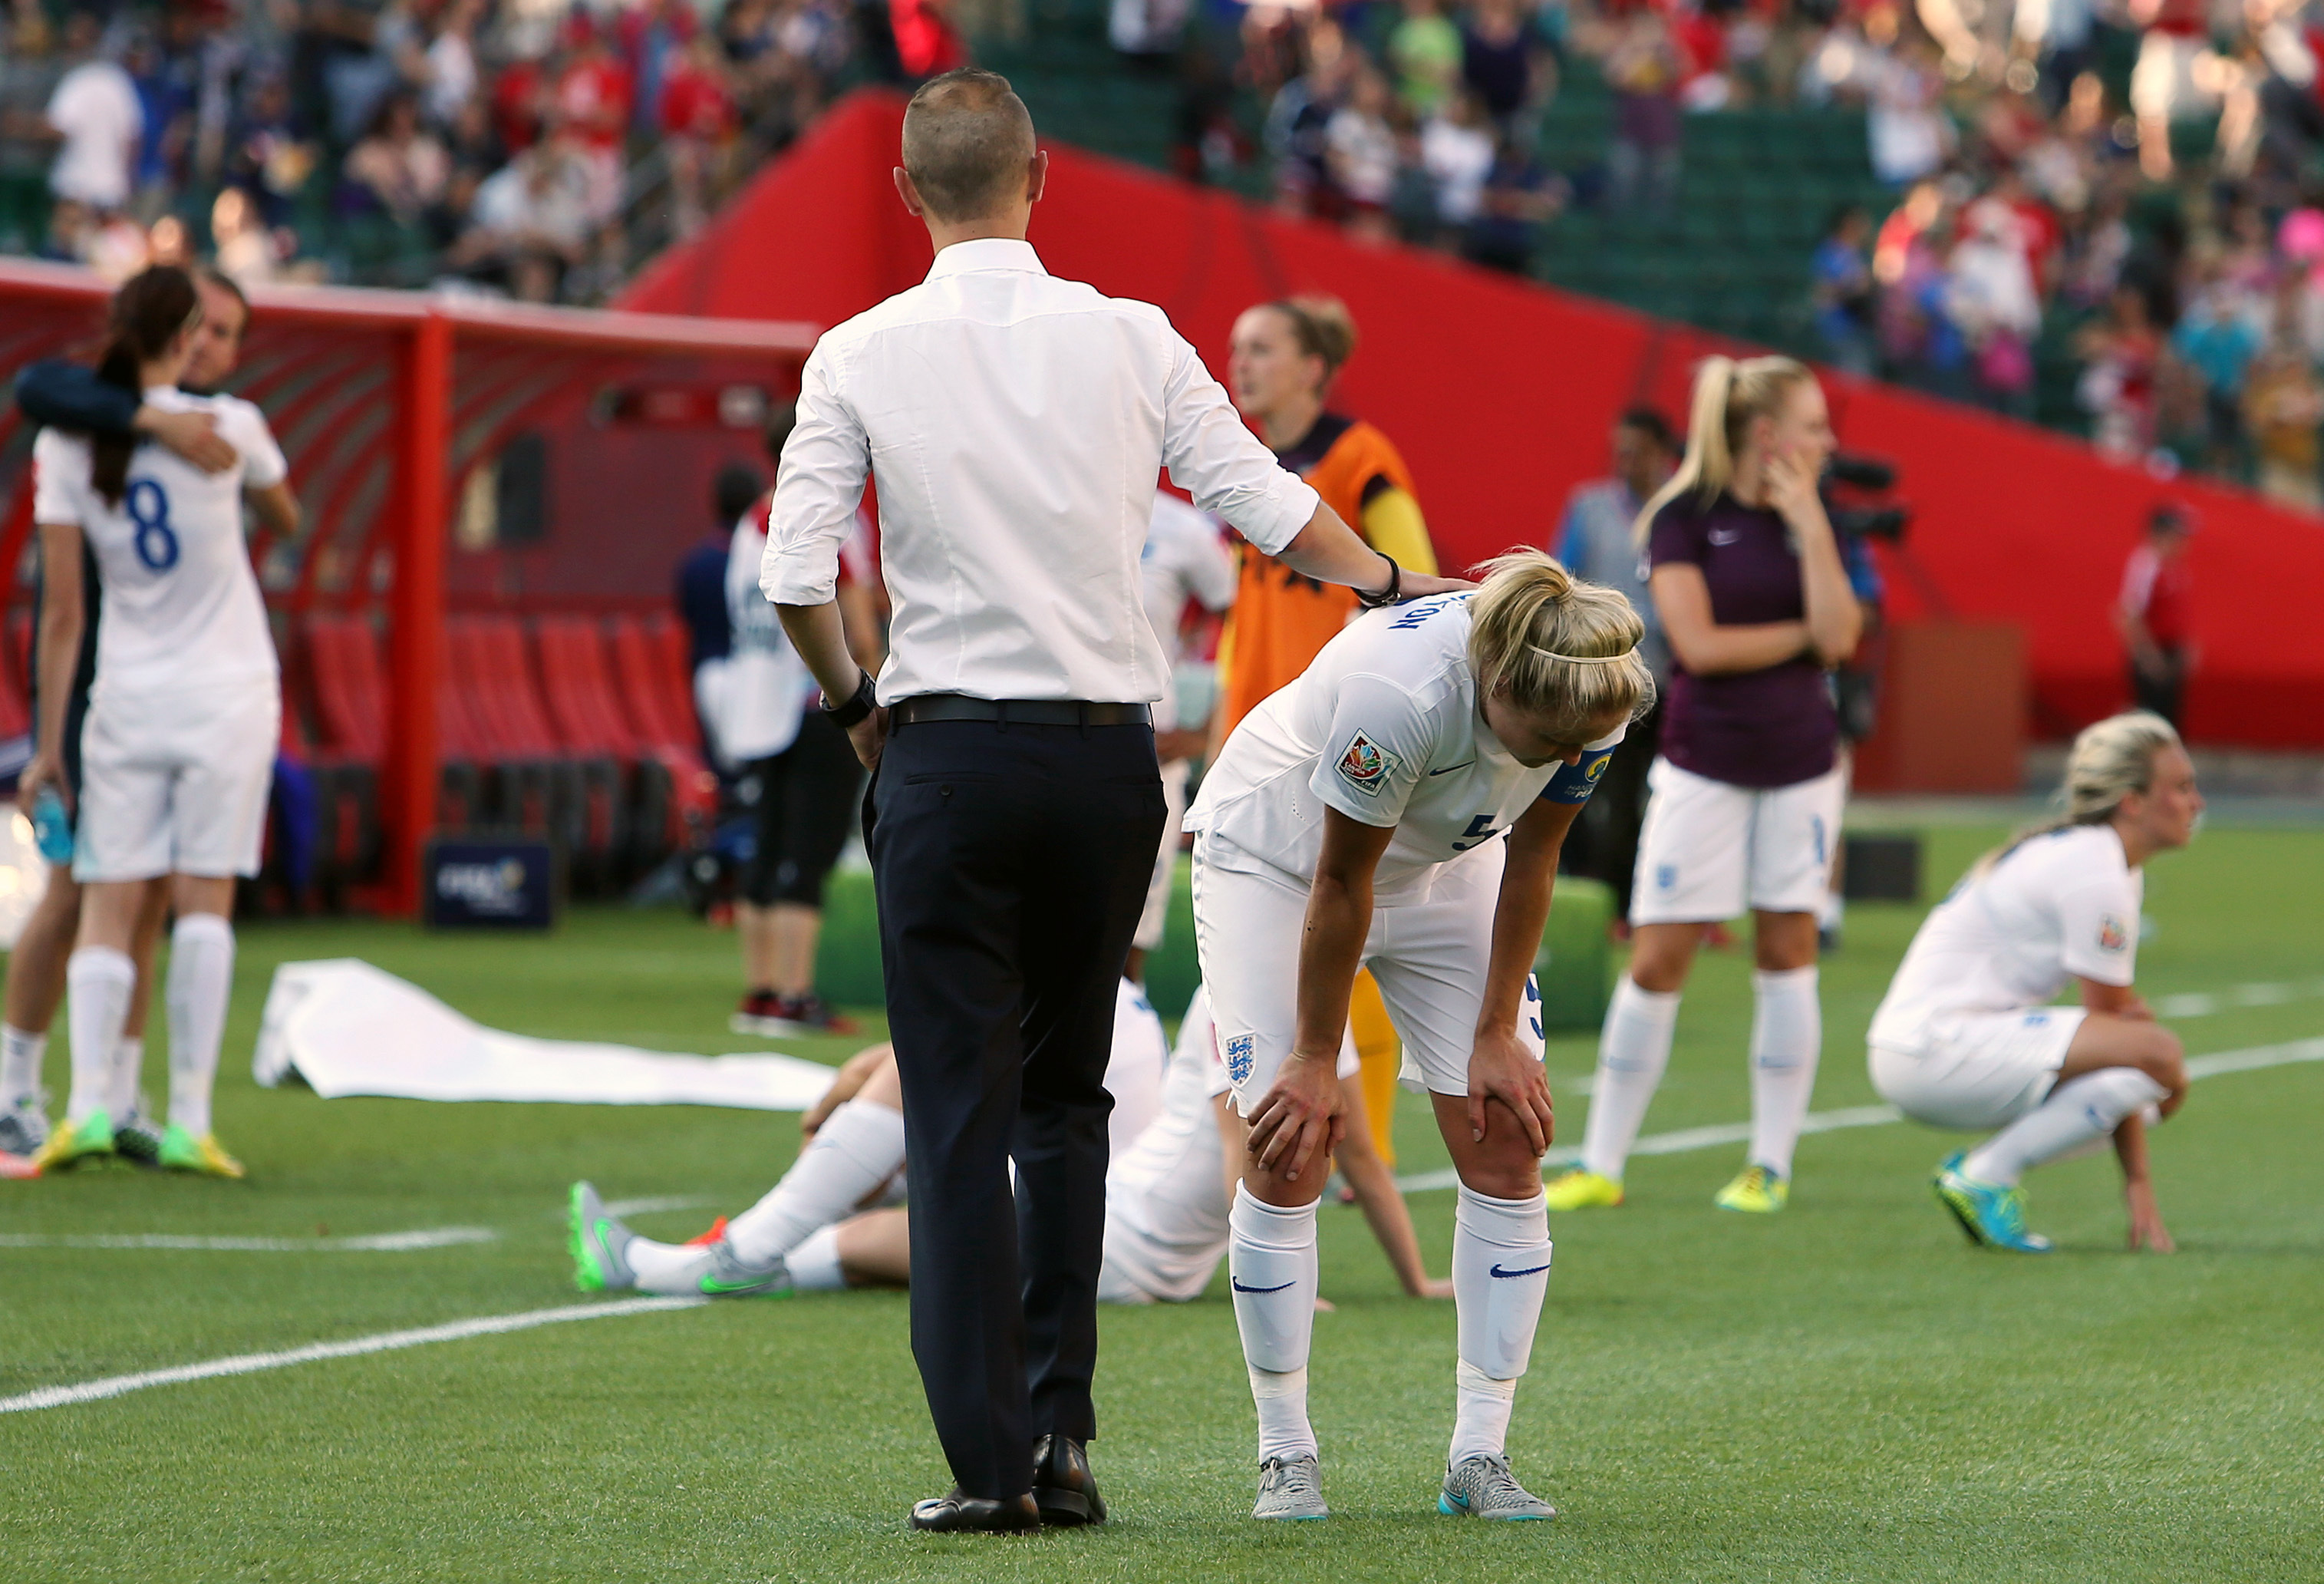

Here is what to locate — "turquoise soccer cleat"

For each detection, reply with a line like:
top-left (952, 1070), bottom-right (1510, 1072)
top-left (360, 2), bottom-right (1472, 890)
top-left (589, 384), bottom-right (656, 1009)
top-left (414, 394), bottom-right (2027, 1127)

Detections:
top-left (1933, 1153), bottom-right (2052, 1253)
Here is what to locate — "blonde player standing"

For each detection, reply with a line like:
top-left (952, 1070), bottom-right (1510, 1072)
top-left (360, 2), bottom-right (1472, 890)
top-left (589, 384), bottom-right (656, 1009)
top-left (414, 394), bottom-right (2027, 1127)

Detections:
top-left (1871, 713), bottom-right (2197, 1253)
top-left (1186, 552), bottom-right (1652, 1522)
top-left (22, 266), bottom-right (299, 1177)
top-left (1546, 355), bottom-right (1862, 1217)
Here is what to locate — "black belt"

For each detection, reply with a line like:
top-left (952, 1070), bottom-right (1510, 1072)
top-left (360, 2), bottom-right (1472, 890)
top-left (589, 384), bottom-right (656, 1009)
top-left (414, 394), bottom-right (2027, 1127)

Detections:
top-left (892, 695), bottom-right (1152, 728)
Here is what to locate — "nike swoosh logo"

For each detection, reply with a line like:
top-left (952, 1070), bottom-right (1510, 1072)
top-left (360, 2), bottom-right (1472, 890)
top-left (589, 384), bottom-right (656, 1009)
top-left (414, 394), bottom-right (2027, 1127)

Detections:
top-left (1429, 763), bottom-right (1474, 777)
top-left (699, 1273), bottom-right (773, 1295)
top-left (1231, 1279), bottom-right (1297, 1294)
top-left (1709, 530), bottom-right (1739, 546)
top-left (1488, 1262), bottom-right (1550, 1279)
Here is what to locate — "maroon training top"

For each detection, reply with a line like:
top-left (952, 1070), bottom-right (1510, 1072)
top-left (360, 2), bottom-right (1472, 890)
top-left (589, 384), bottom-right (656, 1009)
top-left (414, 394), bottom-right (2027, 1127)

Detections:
top-left (1647, 491), bottom-right (1838, 790)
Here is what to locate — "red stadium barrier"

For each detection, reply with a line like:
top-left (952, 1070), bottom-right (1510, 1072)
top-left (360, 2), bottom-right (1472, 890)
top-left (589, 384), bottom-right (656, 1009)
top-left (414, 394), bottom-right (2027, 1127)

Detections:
top-left (624, 90), bottom-right (2324, 748)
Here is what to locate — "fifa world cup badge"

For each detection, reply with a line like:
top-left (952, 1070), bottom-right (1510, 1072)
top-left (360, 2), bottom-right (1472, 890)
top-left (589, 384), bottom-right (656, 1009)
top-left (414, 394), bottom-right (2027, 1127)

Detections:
top-left (2098, 915), bottom-right (2129, 953)
top-left (1337, 731), bottom-right (1399, 797)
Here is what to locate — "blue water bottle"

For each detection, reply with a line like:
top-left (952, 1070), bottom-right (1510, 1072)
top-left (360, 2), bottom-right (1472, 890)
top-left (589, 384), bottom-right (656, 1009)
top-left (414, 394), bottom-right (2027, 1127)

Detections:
top-left (30, 787), bottom-right (73, 866)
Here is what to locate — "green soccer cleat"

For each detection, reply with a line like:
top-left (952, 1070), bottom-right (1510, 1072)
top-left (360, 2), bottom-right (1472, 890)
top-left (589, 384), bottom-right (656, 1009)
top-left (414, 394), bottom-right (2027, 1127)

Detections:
top-left (1714, 1163), bottom-right (1789, 1213)
top-left (569, 1181), bottom-right (638, 1292)
top-left (32, 1109), bottom-right (114, 1173)
top-left (1439, 1454), bottom-right (1558, 1520)
top-left (1933, 1153), bottom-right (2052, 1253)
top-left (1542, 1168), bottom-right (1624, 1211)
top-left (1252, 1454), bottom-right (1328, 1520)
top-left (157, 1125), bottom-right (245, 1179)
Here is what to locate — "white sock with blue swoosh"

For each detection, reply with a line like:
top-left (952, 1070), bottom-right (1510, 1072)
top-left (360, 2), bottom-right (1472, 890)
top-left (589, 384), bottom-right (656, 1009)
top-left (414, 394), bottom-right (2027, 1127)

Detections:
top-left (1450, 1184), bottom-right (1551, 1464)
top-left (1230, 1185), bottom-right (1319, 1463)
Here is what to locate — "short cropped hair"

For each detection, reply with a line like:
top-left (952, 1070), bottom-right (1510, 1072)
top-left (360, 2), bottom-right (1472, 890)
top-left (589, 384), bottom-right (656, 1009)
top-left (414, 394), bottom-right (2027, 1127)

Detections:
top-left (902, 68), bottom-right (1037, 223)
top-left (1617, 406), bottom-right (1675, 452)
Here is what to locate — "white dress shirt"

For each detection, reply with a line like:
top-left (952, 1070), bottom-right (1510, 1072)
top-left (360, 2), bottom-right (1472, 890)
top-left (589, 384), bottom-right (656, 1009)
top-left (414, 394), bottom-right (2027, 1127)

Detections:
top-left (1139, 490), bottom-right (1236, 732)
top-left (762, 239), bottom-right (1320, 705)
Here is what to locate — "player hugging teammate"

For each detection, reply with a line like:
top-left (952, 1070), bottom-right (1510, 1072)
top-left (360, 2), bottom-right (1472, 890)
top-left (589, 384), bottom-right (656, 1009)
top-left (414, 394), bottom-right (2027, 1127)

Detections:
top-left (13, 265), bottom-right (299, 1179)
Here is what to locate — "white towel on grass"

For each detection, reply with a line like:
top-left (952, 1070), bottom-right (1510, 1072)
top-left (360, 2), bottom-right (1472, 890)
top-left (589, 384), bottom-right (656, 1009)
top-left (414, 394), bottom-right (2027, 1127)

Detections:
top-left (253, 959), bottom-right (837, 1110)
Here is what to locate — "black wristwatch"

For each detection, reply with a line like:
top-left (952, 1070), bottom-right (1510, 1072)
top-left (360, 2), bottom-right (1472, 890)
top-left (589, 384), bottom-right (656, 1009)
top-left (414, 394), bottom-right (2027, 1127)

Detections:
top-left (1353, 551), bottom-right (1403, 609)
top-left (823, 669), bottom-right (877, 729)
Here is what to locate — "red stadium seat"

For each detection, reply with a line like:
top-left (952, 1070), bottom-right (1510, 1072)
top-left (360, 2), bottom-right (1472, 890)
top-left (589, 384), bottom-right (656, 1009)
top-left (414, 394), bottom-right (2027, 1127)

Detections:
top-left (450, 615), bottom-right (624, 881)
top-left (604, 612), bottom-right (720, 850)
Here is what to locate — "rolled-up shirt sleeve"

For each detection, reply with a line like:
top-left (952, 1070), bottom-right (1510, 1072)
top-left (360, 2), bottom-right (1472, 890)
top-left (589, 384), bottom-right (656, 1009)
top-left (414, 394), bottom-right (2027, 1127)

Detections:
top-left (761, 345), bottom-right (870, 606)
top-left (1158, 328), bottom-right (1319, 557)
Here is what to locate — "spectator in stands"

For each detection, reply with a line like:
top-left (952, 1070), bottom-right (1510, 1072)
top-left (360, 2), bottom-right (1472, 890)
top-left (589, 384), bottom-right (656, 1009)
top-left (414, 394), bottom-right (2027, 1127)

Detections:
top-left (1326, 65), bottom-right (1400, 243)
top-left (1388, 0), bottom-right (1463, 117)
top-left (2078, 282), bottom-right (2166, 460)
top-left (661, 34), bottom-right (740, 238)
top-left (341, 91), bottom-right (451, 233)
top-left (2116, 503), bottom-right (2197, 728)
top-left (1461, 0), bottom-right (1552, 134)
top-left (1946, 204), bottom-right (2040, 417)
top-left (44, 16), bottom-right (141, 221)
top-left (889, 0), bottom-right (968, 83)
top-left (2169, 249), bottom-right (2264, 478)
top-left (1465, 125), bottom-right (1558, 272)
top-left (1551, 406), bottom-right (1676, 926)
top-left (552, 13), bottom-right (635, 224)
top-left (1812, 203), bottom-right (1877, 377)
top-left (2243, 289), bottom-right (2324, 507)
top-left (2129, 0), bottom-right (2216, 180)
top-left (1266, 16), bottom-right (1354, 219)
top-left (450, 138), bottom-right (592, 302)
top-left (224, 71), bottom-right (317, 229)
top-left (1420, 86), bottom-right (1497, 246)
top-left (1864, 29), bottom-right (1950, 187)
top-left (422, 0), bottom-right (486, 131)
top-left (1604, 7), bottom-right (1682, 219)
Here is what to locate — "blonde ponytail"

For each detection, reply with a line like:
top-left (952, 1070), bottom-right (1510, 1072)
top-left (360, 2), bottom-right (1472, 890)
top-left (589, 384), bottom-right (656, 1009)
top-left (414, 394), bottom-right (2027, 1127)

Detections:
top-left (1469, 548), bottom-right (1656, 739)
top-left (1633, 354), bottom-right (1817, 544)
top-left (1973, 711), bottom-right (2184, 876)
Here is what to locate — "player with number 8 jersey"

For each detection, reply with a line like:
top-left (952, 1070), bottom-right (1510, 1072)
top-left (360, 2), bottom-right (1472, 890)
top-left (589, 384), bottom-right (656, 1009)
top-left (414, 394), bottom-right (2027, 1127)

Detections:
top-left (1184, 550), bottom-right (1653, 1521)
top-left (21, 266), bottom-right (298, 1178)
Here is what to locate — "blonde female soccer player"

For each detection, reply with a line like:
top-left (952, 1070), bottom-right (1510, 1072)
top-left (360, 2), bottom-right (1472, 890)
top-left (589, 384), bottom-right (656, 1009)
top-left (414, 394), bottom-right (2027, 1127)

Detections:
top-left (1870, 713), bottom-right (2197, 1254)
top-left (1185, 551), bottom-right (1652, 1522)
top-left (1546, 355), bottom-right (1862, 1217)
top-left (21, 266), bottom-right (299, 1177)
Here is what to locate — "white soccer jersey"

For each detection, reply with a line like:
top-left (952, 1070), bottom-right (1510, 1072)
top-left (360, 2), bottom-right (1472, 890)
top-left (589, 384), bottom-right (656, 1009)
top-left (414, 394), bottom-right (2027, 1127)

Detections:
top-left (1871, 823), bottom-right (2144, 1048)
top-left (1105, 977), bottom-right (1170, 1158)
top-left (1139, 491), bottom-right (1236, 732)
top-left (32, 388), bottom-right (285, 699)
top-left (1185, 592), bottom-right (1623, 903)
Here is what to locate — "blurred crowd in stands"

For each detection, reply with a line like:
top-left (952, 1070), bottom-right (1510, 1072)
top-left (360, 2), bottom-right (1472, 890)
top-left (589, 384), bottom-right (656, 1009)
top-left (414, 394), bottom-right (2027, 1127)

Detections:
top-left (0, 0), bottom-right (894, 302)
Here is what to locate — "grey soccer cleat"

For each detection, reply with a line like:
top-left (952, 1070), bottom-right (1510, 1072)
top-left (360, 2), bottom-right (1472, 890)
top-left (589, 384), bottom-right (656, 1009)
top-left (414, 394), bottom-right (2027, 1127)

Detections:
top-left (1253, 1454), bottom-right (1328, 1520)
top-left (694, 1237), bottom-right (793, 1299)
top-left (568, 1181), bottom-right (638, 1292)
top-left (0, 1096), bottom-right (49, 1160)
top-left (1439, 1454), bottom-right (1558, 1520)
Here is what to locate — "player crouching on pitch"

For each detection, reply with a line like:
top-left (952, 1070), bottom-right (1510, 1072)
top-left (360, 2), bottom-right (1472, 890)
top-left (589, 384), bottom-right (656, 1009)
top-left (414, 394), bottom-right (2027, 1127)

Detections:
top-left (1184, 549), bottom-right (1651, 1523)
top-left (1869, 712), bottom-right (2199, 1254)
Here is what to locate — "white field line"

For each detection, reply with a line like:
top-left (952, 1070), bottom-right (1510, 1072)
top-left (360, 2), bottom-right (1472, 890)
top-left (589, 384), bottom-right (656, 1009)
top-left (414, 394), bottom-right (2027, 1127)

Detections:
top-left (2154, 978), bottom-right (2324, 1018)
top-left (0, 1295), bottom-right (707, 1416)
top-left (1396, 1035), bottom-right (2324, 1193)
top-left (0, 1226), bottom-right (497, 1252)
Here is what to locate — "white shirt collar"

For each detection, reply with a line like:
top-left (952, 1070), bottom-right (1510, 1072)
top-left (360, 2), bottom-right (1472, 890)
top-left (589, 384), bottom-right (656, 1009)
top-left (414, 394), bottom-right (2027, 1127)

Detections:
top-left (925, 237), bottom-right (1047, 282)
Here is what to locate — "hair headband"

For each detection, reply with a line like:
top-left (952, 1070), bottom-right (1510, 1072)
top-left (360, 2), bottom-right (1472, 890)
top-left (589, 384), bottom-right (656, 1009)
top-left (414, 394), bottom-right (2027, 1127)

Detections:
top-left (1529, 646), bottom-right (1640, 665)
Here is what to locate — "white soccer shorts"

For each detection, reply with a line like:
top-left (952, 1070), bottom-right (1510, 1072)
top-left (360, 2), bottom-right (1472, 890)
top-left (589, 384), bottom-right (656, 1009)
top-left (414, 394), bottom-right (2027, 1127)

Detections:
top-left (1133, 758), bottom-right (1190, 954)
top-left (1629, 756), bottom-right (1844, 926)
top-left (1867, 1006), bottom-right (2088, 1132)
top-left (1192, 838), bottom-right (1545, 1111)
top-left (74, 681), bottom-right (279, 883)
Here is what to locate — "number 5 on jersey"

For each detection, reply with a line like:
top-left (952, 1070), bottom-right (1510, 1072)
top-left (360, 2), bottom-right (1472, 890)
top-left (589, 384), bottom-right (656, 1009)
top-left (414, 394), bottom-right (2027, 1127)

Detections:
top-left (127, 479), bottom-right (180, 572)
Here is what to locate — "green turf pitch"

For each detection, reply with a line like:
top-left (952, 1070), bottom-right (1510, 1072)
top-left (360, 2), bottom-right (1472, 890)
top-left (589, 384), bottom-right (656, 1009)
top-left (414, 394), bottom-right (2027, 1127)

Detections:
top-left (3, 826), bottom-right (2321, 1582)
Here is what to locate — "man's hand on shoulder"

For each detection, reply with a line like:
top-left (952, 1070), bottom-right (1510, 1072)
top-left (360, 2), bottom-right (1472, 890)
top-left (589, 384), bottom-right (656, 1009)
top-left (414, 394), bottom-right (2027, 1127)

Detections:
top-left (136, 408), bottom-right (237, 474)
top-left (1394, 571), bottom-right (1478, 602)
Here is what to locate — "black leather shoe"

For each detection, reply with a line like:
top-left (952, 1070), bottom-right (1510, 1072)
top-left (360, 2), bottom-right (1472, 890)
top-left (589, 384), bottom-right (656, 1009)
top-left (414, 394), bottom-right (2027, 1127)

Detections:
top-left (1032, 1434), bottom-right (1107, 1526)
top-left (908, 1488), bottom-right (1040, 1534)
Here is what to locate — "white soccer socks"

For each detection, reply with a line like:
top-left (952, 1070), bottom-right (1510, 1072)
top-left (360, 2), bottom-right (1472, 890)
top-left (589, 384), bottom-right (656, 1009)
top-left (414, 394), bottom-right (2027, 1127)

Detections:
top-left (1229, 1184), bottom-right (1320, 1464)
top-left (64, 947), bottom-right (134, 1126)
top-left (108, 1036), bottom-right (146, 1121)
top-left (165, 913), bottom-right (235, 1140)
top-left (1, 1024), bottom-right (46, 1112)
top-left (1449, 1184), bottom-right (1551, 1464)
top-left (783, 1223), bottom-right (849, 1292)
top-left (625, 1236), bottom-right (714, 1295)
top-left (726, 1097), bottom-right (907, 1266)
top-left (1745, 966), bottom-right (1821, 1179)
top-left (1963, 1068), bottom-right (2171, 1186)
top-left (1579, 977), bottom-right (1682, 1181)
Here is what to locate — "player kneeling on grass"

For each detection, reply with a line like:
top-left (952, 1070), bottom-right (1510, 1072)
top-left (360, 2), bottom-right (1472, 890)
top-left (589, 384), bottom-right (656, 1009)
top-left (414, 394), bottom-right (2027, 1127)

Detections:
top-left (20, 266), bottom-right (299, 1179)
top-left (1184, 549), bottom-right (1651, 1523)
top-left (1868, 712), bottom-right (2198, 1255)
top-left (571, 982), bottom-right (1454, 1307)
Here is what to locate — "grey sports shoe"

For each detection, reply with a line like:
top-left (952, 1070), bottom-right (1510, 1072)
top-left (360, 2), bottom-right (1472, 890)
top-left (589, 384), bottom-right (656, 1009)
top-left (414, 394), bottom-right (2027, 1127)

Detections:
top-left (568, 1181), bottom-right (638, 1292)
top-left (1439, 1454), bottom-right (1558, 1521)
top-left (0, 1096), bottom-right (48, 1160)
top-left (114, 1102), bottom-right (163, 1168)
top-left (696, 1237), bottom-right (793, 1299)
top-left (1253, 1454), bottom-right (1327, 1520)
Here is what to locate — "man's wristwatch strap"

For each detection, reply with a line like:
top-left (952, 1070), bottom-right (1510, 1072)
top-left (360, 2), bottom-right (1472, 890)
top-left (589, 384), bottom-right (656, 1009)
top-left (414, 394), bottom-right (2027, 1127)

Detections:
top-left (824, 670), bottom-right (877, 729)
top-left (1354, 551), bottom-right (1403, 609)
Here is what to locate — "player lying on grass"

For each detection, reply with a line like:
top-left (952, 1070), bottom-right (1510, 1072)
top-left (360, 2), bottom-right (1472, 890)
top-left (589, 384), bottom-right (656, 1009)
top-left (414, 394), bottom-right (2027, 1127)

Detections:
top-left (1868, 711), bottom-right (2199, 1254)
top-left (570, 982), bottom-right (1450, 1303)
top-left (1184, 549), bottom-right (1650, 1523)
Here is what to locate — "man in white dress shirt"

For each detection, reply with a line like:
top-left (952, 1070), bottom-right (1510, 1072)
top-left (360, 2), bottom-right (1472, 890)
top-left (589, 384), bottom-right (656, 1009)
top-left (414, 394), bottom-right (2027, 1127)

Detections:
top-left (762, 70), bottom-right (1462, 1534)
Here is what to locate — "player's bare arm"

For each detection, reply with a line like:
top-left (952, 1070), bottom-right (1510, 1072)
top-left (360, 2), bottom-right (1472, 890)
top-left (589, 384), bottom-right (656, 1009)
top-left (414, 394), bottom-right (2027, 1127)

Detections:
top-left (18, 520), bottom-right (89, 814)
top-left (246, 478), bottom-right (302, 540)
